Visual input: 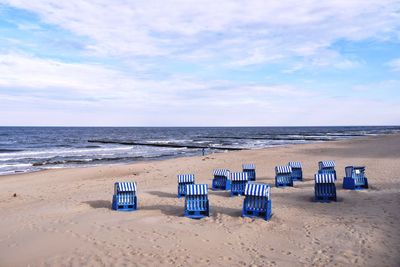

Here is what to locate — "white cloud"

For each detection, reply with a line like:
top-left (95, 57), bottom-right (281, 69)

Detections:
top-left (387, 58), bottom-right (400, 72)
top-left (1, 53), bottom-right (399, 126)
top-left (283, 50), bottom-right (362, 73)
top-left (0, 53), bottom-right (313, 105)
top-left (2, 0), bottom-right (399, 66)
top-left (1, 1), bottom-right (400, 125)
top-left (0, 54), bottom-right (121, 91)
top-left (352, 79), bottom-right (400, 92)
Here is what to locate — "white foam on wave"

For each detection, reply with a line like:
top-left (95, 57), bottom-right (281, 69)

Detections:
top-left (0, 163), bottom-right (32, 168)
top-left (0, 163), bottom-right (34, 174)
top-left (0, 145), bottom-right (135, 159)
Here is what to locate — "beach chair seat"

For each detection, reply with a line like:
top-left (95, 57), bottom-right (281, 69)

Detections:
top-left (112, 182), bottom-right (137, 211)
top-left (288, 161), bottom-right (303, 181)
top-left (177, 174), bottom-right (195, 198)
top-left (184, 184), bottom-right (209, 219)
top-left (230, 172), bottom-right (249, 196)
top-left (212, 169), bottom-right (231, 190)
top-left (242, 163), bottom-right (256, 181)
top-left (275, 165), bottom-right (293, 187)
top-left (314, 173), bottom-right (336, 202)
top-left (343, 166), bottom-right (368, 190)
top-left (318, 160), bottom-right (337, 180)
top-left (242, 183), bottom-right (272, 221)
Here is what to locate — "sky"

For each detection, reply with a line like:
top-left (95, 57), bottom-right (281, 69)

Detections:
top-left (0, 0), bottom-right (400, 126)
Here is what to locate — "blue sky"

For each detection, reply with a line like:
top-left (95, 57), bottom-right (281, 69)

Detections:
top-left (0, 1), bottom-right (399, 126)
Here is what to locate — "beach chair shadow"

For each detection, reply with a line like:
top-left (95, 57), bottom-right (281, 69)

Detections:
top-left (84, 200), bottom-right (112, 209)
top-left (208, 190), bottom-right (230, 198)
top-left (141, 204), bottom-right (182, 217)
top-left (147, 191), bottom-right (176, 199)
top-left (290, 182), bottom-right (314, 189)
top-left (211, 205), bottom-right (242, 218)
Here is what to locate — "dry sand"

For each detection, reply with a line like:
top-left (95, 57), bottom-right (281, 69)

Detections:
top-left (0, 134), bottom-right (399, 266)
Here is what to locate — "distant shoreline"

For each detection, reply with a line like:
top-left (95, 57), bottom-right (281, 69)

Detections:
top-left (2, 132), bottom-right (398, 178)
top-left (1, 126), bottom-right (399, 175)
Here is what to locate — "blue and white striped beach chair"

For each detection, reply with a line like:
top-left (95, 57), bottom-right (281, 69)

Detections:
top-left (212, 169), bottom-right (231, 190)
top-left (184, 184), bottom-right (209, 219)
top-left (314, 173), bottom-right (337, 202)
top-left (318, 160), bottom-right (337, 179)
top-left (343, 166), bottom-right (368, 190)
top-left (112, 182), bottom-right (137, 211)
top-left (288, 161), bottom-right (303, 181)
top-left (275, 165), bottom-right (293, 187)
top-left (230, 172), bottom-right (249, 196)
top-left (242, 163), bottom-right (256, 181)
top-left (177, 174), bottom-right (195, 198)
top-left (242, 183), bottom-right (272, 221)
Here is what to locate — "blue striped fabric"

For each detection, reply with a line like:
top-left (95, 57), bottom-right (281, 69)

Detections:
top-left (186, 184), bottom-right (208, 196)
top-left (275, 165), bottom-right (292, 174)
top-left (213, 169), bottom-right (230, 177)
top-left (230, 172), bottom-right (249, 181)
top-left (115, 182), bottom-right (137, 193)
top-left (177, 174), bottom-right (195, 183)
top-left (117, 194), bottom-right (134, 204)
top-left (288, 161), bottom-right (302, 168)
top-left (244, 183), bottom-right (270, 198)
top-left (319, 160), bottom-right (336, 168)
top-left (242, 163), bottom-right (255, 170)
top-left (315, 173), bottom-right (336, 183)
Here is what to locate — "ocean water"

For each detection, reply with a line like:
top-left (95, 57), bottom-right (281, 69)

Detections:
top-left (0, 126), bottom-right (399, 175)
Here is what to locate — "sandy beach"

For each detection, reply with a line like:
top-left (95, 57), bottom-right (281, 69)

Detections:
top-left (0, 134), bottom-right (399, 267)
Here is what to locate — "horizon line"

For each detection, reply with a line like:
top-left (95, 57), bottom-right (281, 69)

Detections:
top-left (1, 125), bottom-right (399, 128)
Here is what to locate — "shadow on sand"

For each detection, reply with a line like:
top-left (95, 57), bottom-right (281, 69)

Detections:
top-left (210, 205), bottom-right (242, 218)
top-left (147, 191), bottom-right (177, 199)
top-left (84, 200), bottom-right (112, 209)
top-left (140, 204), bottom-right (183, 217)
top-left (208, 190), bottom-right (231, 198)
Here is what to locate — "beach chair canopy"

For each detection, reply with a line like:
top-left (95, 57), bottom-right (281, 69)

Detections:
top-left (230, 172), bottom-right (249, 181)
top-left (288, 161), bottom-right (302, 168)
top-left (186, 184), bottom-right (208, 196)
top-left (115, 182), bottom-right (137, 193)
top-left (315, 173), bottom-right (336, 183)
top-left (275, 165), bottom-right (292, 174)
top-left (244, 183), bottom-right (270, 198)
top-left (242, 163), bottom-right (256, 170)
top-left (213, 169), bottom-right (230, 177)
top-left (177, 174), bottom-right (195, 183)
top-left (319, 160), bottom-right (336, 168)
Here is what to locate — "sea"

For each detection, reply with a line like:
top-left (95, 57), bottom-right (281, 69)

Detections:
top-left (0, 126), bottom-right (399, 175)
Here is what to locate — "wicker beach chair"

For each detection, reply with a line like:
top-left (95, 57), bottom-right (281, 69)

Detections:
top-left (177, 174), bottom-right (195, 198)
top-left (288, 161), bottom-right (303, 181)
top-left (275, 165), bottom-right (293, 187)
top-left (184, 184), bottom-right (209, 219)
top-left (212, 169), bottom-right (231, 190)
top-left (242, 183), bottom-right (272, 221)
top-left (230, 172), bottom-right (249, 196)
top-left (314, 173), bottom-right (337, 202)
top-left (343, 166), bottom-right (368, 190)
top-left (112, 182), bottom-right (137, 211)
top-left (318, 160), bottom-right (337, 179)
top-left (242, 163), bottom-right (256, 181)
